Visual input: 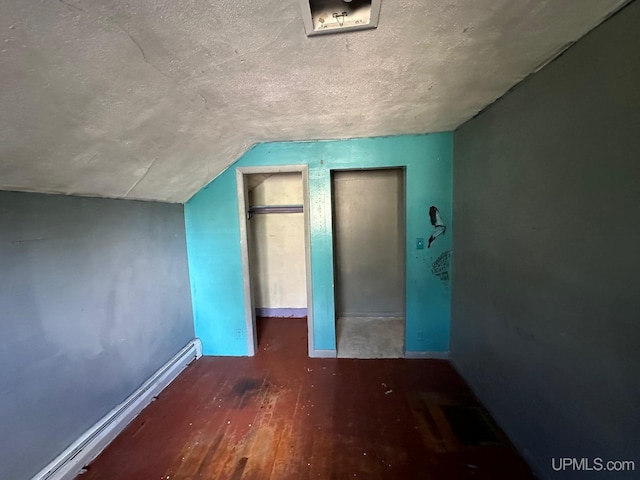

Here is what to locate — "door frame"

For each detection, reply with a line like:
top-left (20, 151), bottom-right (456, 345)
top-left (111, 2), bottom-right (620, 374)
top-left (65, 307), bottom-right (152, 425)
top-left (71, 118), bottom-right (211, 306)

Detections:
top-left (236, 165), bottom-right (314, 356)
top-left (330, 166), bottom-right (407, 354)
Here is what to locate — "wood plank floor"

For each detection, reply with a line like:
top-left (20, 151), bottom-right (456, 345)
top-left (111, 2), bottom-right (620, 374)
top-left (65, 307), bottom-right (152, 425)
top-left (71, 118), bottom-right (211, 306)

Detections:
top-left (77, 318), bottom-right (535, 480)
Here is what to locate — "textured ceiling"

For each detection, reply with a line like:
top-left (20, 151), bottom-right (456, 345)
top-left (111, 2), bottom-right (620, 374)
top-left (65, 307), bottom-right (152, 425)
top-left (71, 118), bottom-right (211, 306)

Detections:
top-left (0, 0), bottom-right (628, 203)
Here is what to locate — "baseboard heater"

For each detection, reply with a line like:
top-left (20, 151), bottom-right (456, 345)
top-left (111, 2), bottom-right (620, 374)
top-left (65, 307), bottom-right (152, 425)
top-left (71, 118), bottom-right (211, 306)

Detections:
top-left (31, 338), bottom-right (203, 480)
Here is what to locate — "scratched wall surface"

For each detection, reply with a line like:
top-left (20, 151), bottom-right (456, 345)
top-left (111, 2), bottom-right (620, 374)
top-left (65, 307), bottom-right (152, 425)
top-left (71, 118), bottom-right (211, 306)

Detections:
top-left (452, 2), bottom-right (640, 479)
top-left (0, 191), bottom-right (194, 480)
top-left (185, 133), bottom-right (453, 356)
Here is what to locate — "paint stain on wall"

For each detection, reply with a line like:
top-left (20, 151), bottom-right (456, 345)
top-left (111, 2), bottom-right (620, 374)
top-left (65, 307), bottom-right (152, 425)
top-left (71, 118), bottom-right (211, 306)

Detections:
top-left (428, 206), bottom-right (446, 248)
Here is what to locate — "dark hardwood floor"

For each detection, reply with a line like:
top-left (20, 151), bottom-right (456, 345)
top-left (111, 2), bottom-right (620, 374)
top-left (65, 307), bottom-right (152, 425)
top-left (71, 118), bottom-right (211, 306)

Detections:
top-left (77, 317), bottom-right (535, 479)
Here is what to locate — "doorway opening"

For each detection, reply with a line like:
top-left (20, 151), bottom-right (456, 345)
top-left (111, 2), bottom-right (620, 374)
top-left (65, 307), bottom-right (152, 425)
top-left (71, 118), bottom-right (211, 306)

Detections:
top-left (331, 168), bottom-right (406, 358)
top-left (237, 166), bottom-right (314, 356)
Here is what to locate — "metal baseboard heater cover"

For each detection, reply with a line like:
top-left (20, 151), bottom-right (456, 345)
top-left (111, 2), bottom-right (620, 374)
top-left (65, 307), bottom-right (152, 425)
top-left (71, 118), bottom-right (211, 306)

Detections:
top-left (31, 339), bottom-right (202, 480)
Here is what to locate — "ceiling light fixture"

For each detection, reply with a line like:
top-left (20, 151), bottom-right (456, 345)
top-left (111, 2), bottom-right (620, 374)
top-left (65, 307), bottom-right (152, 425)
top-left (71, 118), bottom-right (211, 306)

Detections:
top-left (299, 0), bottom-right (382, 36)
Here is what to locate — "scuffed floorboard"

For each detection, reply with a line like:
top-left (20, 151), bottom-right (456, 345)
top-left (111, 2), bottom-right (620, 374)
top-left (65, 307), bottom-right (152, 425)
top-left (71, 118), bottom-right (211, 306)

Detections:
top-left (77, 317), bottom-right (534, 479)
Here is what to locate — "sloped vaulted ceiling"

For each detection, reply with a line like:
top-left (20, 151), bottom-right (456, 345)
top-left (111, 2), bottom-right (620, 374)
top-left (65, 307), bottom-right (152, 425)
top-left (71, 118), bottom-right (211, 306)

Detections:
top-left (0, 0), bottom-right (629, 203)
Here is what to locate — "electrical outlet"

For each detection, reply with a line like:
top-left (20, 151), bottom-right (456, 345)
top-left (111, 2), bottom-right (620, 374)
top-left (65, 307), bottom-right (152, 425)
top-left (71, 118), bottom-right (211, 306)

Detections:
top-left (416, 238), bottom-right (424, 250)
top-left (236, 329), bottom-right (243, 340)
top-left (417, 331), bottom-right (424, 341)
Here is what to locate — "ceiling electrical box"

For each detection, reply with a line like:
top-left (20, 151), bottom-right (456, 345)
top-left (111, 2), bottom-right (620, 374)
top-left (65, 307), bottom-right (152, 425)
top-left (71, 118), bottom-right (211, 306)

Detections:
top-left (299, 0), bottom-right (382, 36)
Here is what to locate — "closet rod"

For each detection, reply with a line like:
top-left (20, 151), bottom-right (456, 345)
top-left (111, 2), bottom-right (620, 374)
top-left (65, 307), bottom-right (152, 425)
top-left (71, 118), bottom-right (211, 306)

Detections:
top-left (248, 204), bottom-right (303, 218)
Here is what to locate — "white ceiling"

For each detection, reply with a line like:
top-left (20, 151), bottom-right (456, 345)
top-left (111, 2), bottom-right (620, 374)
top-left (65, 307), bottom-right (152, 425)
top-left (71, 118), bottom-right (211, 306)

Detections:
top-left (0, 0), bottom-right (628, 203)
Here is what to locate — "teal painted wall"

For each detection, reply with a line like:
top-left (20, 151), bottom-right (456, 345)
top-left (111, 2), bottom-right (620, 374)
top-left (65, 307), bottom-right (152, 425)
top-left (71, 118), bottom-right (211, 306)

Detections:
top-left (185, 134), bottom-right (452, 356)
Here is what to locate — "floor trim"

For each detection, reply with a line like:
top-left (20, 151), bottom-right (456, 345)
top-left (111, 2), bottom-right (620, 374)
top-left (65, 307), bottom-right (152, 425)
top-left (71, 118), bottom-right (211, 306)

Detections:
top-left (255, 307), bottom-right (308, 318)
top-left (405, 351), bottom-right (450, 359)
top-left (31, 338), bottom-right (203, 480)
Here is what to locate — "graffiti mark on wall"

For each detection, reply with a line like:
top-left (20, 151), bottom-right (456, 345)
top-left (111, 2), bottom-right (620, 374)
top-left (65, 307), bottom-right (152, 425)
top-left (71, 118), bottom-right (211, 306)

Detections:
top-left (432, 250), bottom-right (451, 282)
top-left (428, 206), bottom-right (446, 248)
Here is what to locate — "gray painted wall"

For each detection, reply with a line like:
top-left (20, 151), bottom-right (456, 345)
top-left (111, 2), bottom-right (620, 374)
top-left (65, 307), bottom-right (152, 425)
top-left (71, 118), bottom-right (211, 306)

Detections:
top-left (452, 2), bottom-right (640, 479)
top-left (0, 191), bottom-right (194, 480)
